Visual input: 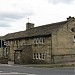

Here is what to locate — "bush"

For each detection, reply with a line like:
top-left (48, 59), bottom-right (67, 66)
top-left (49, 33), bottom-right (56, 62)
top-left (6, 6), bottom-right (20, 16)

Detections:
top-left (0, 57), bottom-right (8, 64)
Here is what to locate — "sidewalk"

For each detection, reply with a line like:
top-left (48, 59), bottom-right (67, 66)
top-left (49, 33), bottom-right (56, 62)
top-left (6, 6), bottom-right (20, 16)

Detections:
top-left (0, 61), bottom-right (75, 68)
top-left (0, 61), bottom-right (14, 66)
top-left (8, 61), bottom-right (14, 65)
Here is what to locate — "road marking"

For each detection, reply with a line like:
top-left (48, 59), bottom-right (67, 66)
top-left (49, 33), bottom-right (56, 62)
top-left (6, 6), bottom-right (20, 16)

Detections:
top-left (26, 74), bottom-right (36, 75)
top-left (0, 72), bottom-right (36, 75)
top-left (29, 67), bottom-right (33, 68)
top-left (0, 71), bottom-right (36, 75)
top-left (0, 71), bottom-right (3, 72)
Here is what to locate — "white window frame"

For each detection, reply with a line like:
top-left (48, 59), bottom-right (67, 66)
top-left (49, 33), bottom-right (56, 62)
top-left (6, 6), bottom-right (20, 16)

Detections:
top-left (39, 38), bottom-right (42, 44)
top-left (42, 38), bottom-right (44, 44)
top-left (36, 53), bottom-right (39, 59)
top-left (39, 53), bottom-right (42, 60)
top-left (73, 36), bottom-right (75, 43)
top-left (33, 38), bottom-right (36, 44)
top-left (36, 38), bottom-right (39, 44)
top-left (42, 53), bottom-right (45, 60)
top-left (33, 53), bottom-right (36, 59)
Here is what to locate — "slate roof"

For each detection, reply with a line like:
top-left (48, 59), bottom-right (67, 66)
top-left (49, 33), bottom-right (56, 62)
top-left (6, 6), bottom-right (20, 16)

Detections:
top-left (0, 36), bottom-right (3, 40)
top-left (3, 20), bottom-right (67, 40)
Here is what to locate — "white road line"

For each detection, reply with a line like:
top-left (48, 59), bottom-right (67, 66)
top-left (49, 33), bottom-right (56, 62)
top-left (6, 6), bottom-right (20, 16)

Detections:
top-left (26, 74), bottom-right (36, 75)
top-left (0, 71), bottom-right (3, 72)
top-left (0, 72), bottom-right (36, 75)
top-left (29, 67), bottom-right (33, 68)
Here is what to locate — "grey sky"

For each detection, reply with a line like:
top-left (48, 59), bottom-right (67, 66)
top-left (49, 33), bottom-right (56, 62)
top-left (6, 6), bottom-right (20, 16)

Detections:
top-left (0, 0), bottom-right (75, 36)
top-left (48, 0), bottom-right (74, 4)
top-left (0, 12), bottom-right (33, 20)
top-left (0, 23), bottom-right (11, 27)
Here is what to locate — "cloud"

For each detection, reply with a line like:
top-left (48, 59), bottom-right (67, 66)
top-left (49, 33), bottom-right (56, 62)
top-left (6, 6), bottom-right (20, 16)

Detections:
top-left (0, 23), bottom-right (11, 27)
top-left (0, 12), bottom-right (33, 21)
top-left (48, 0), bottom-right (74, 4)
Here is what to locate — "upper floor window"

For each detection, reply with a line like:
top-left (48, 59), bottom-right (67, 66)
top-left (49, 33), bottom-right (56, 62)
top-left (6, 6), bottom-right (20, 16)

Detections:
top-left (7, 41), bottom-right (9, 45)
top-left (36, 38), bottom-right (39, 44)
top-left (11, 41), bottom-right (12, 44)
top-left (33, 37), bottom-right (44, 44)
top-left (42, 38), bottom-right (44, 44)
top-left (73, 35), bottom-right (75, 43)
top-left (33, 38), bottom-right (36, 44)
top-left (71, 28), bottom-right (75, 32)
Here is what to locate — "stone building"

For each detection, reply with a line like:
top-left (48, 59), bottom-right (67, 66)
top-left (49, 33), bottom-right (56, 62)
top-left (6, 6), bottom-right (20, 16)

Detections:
top-left (3, 16), bottom-right (75, 64)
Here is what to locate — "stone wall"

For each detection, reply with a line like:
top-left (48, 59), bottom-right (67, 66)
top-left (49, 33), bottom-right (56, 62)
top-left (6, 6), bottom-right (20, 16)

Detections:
top-left (51, 19), bottom-right (75, 63)
top-left (14, 45), bottom-right (33, 64)
top-left (21, 45), bottom-right (33, 64)
top-left (53, 54), bottom-right (75, 63)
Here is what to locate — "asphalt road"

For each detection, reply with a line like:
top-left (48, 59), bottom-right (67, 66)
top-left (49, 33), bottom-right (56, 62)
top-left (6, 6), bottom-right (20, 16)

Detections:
top-left (0, 65), bottom-right (75, 75)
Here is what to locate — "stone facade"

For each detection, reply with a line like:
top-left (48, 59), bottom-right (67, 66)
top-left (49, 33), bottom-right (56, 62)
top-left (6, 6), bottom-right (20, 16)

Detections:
top-left (14, 45), bottom-right (33, 64)
top-left (52, 17), bottom-right (75, 63)
top-left (2, 16), bottom-right (75, 64)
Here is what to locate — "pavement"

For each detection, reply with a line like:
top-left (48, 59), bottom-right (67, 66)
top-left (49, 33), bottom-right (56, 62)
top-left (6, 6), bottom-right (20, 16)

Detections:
top-left (0, 61), bottom-right (14, 66)
top-left (8, 61), bottom-right (14, 65)
top-left (0, 61), bottom-right (75, 68)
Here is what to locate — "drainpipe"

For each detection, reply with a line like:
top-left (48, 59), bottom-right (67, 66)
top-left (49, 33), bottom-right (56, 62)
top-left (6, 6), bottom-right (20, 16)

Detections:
top-left (51, 34), bottom-right (53, 63)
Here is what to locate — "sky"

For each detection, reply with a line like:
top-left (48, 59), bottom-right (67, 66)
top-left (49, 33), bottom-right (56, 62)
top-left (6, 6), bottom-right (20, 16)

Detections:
top-left (0, 0), bottom-right (75, 36)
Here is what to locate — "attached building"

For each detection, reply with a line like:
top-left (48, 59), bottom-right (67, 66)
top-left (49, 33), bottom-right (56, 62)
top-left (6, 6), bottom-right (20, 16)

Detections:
top-left (3, 16), bottom-right (75, 64)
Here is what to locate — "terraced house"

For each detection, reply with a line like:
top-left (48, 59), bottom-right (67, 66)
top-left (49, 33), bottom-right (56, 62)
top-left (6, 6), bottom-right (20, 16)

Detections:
top-left (2, 16), bottom-right (75, 64)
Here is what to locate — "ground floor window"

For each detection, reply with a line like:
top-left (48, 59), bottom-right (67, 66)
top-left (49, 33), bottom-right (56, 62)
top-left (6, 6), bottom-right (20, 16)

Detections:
top-left (33, 53), bottom-right (45, 60)
top-left (4, 48), bottom-right (8, 58)
top-left (33, 53), bottom-right (36, 59)
top-left (36, 53), bottom-right (39, 59)
top-left (42, 53), bottom-right (45, 60)
top-left (39, 53), bottom-right (42, 59)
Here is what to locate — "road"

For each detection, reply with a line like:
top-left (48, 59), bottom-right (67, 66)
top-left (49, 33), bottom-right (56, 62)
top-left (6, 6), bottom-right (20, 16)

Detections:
top-left (0, 64), bottom-right (75, 75)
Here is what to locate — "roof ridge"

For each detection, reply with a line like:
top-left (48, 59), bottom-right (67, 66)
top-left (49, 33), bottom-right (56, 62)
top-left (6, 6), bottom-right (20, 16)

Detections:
top-left (3, 20), bottom-right (68, 40)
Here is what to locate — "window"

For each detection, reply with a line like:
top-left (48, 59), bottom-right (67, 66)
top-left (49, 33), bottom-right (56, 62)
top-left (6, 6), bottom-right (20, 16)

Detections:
top-left (4, 48), bottom-right (8, 57)
top-left (33, 37), bottom-right (45, 44)
top-left (33, 53), bottom-right (45, 60)
top-left (71, 28), bottom-right (75, 32)
top-left (33, 53), bottom-right (36, 59)
top-left (36, 53), bottom-right (39, 59)
top-left (36, 38), bottom-right (39, 44)
top-left (34, 40), bottom-right (36, 44)
top-left (7, 41), bottom-right (9, 45)
top-left (39, 53), bottom-right (42, 59)
top-left (42, 38), bottom-right (44, 44)
top-left (11, 41), bottom-right (12, 44)
top-left (73, 35), bottom-right (75, 43)
top-left (39, 38), bottom-right (42, 44)
top-left (42, 53), bottom-right (45, 60)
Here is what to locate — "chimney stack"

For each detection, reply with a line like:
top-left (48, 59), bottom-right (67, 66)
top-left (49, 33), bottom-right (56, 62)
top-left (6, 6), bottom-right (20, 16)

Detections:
top-left (26, 22), bottom-right (34, 30)
top-left (67, 16), bottom-right (75, 21)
